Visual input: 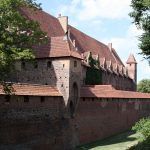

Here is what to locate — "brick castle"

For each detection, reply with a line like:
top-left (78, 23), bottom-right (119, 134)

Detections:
top-left (0, 7), bottom-right (150, 150)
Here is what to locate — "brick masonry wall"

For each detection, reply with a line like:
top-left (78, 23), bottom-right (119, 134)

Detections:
top-left (12, 58), bottom-right (71, 106)
top-left (0, 95), bottom-right (150, 149)
top-left (75, 98), bottom-right (150, 145)
top-left (101, 70), bottom-right (136, 91)
top-left (81, 65), bottom-right (136, 91)
top-left (0, 95), bottom-right (74, 150)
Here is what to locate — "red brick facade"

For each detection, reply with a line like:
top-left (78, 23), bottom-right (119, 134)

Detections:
top-left (0, 7), bottom-right (149, 150)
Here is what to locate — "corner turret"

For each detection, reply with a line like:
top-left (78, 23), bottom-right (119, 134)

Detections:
top-left (126, 54), bottom-right (137, 83)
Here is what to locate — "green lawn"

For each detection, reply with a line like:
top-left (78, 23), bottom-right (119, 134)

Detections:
top-left (76, 131), bottom-right (141, 150)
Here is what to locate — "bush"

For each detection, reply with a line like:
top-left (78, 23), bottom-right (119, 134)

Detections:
top-left (132, 117), bottom-right (150, 140)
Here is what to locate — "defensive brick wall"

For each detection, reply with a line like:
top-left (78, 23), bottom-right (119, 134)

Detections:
top-left (0, 95), bottom-right (149, 150)
top-left (75, 98), bottom-right (150, 145)
top-left (0, 95), bottom-right (74, 150)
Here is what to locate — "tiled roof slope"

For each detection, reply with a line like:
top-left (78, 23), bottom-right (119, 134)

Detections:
top-left (34, 36), bottom-right (81, 59)
top-left (69, 26), bottom-right (124, 66)
top-left (20, 7), bottom-right (64, 37)
top-left (0, 84), bottom-right (62, 96)
top-left (111, 48), bottom-right (124, 66)
top-left (20, 7), bottom-right (81, 59)
top-left (21, 7), bottom-right (124, 65)
top-left (81, 85), bottom-right (150, 99)
top-left (127, 54), bottom-right (137, 64)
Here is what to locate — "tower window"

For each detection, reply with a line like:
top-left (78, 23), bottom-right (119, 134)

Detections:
top-left (24, 96), bottom-right (29, 103)
top-left (74, 61), bottom-right (77, 67)
top-left (63, 64), bottom-right (65, 68)
top-left (47, 61), bottom-right (52, 68)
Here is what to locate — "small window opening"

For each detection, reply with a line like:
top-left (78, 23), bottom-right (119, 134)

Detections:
top-left (34, 61), bottom-right (38, 69)
top-left (74, 61), bottom-right (77, 67)
top-left (63, 64), bottom-right (65, 68)
top-left (5, 95), bottom-right (10, 103)
top-left (21, 61), bottom-right (26, 70)
top-left (40, 96), bottom-right (45, 103)
top-left (24, 96), bottom-right (29, 103)
top-left (47, 61), bottom-right (52, 68)
top-left (61, 84), bottom-right (63, 87)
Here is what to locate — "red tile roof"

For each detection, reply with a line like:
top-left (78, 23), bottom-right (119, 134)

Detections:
top-left (0, 84), bottom-right (62, 97)
top-left (69, 26), bottom-right (124, 66)
top-left (112, 48), bottom-right (124, 66)
top-left (34, 36), bottom-right (82, 59)
top-left (20, 7), bottom-right (126, 65)
top-left (126, 54), bottom-right (137, 64)
top-left (81, 85), bottom-right (150, 99)
top-left (20, 7), bottom-right (64, 37)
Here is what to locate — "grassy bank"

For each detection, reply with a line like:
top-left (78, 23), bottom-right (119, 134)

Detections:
top-left (76, 131), bottom-right (141, 150)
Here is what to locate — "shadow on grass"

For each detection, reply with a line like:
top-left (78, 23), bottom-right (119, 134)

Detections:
top-left (76, 131), bottom-right (137, 150)
top-left (128, 138), bottom-right (150, 150)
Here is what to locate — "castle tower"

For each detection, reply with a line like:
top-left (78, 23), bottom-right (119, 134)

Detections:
top-left (126, 54), bottom-right (137, 83)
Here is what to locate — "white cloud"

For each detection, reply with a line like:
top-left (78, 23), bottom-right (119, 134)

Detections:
top-left (59, 0), bottom-right (132, 20)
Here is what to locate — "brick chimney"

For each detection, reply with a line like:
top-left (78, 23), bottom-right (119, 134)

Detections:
top-left (58, 14), bottom-right (68, 33)
top-left (108, 43), bottom-right (112, 51)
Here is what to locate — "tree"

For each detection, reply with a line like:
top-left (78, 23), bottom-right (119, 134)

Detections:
top-left (0, 0), bottom-right (48, 82)
top-left (129, 0), bottom-right (150, 62)
top-left (137, 79), bottom-right (150, 93)
top-left (131, 117), bottom-right (150, 149)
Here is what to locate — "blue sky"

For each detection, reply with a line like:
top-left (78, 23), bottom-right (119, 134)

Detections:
top-left (37, 0), bottom-right (149, 82)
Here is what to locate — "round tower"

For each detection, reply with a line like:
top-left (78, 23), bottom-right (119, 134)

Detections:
top-left (126, 54), bottom-right (137, 83)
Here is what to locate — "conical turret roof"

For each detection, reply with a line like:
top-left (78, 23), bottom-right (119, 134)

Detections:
top-left (126, 54), bottom-right (137, 64)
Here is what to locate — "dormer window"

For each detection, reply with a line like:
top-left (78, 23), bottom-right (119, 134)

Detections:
top-left (47, 61), bottom-right (52, 68)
